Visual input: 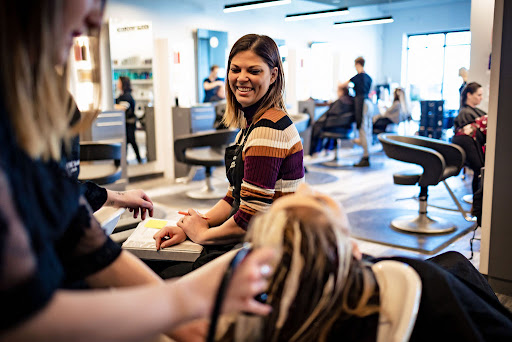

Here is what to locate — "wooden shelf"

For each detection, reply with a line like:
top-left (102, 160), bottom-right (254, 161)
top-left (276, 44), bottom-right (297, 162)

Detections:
top-left (131, 79), bottom-right (153, 85)
top-left (113, 64), bottom-right (152, 70)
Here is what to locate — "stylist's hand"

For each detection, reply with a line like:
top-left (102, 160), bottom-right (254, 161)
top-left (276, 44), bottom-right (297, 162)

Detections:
top-left (175, 247), bottom-right (275, 318)
top-left (153, 226), bottom-right (187, 250)
top-left (177, 209), bottom-right (209, 244)
top-left (107, 189), bottom-right (154, 220)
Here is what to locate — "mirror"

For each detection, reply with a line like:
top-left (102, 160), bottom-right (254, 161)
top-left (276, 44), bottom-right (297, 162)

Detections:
top-left (195, 29), bottom-right (228, 104)
top-left (108, 19), bottom-right (156, 165)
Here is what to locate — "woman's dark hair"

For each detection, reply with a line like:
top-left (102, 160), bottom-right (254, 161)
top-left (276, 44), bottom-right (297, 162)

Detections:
top-left (119, 76), bottom-right (132, 93)
top-left (460, 82), bottom-right (481, 108)
top-left (223, 34), bottom-right (286, 128)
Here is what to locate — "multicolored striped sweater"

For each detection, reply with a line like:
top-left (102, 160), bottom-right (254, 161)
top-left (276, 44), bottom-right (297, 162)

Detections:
top-left (223, 108), bottom-right (305, 229)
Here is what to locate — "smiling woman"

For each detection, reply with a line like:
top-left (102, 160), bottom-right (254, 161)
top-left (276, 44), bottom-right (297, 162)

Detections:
top-left (152, 34), bottom-right (305, 278)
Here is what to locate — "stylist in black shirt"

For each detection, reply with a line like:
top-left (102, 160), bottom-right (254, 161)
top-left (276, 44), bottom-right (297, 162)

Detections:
top-left (340, 57), bottom-right (373, 167)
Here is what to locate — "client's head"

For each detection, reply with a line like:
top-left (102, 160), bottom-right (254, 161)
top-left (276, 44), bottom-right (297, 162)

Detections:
top-left (222, 184), bottom-right (379, 342)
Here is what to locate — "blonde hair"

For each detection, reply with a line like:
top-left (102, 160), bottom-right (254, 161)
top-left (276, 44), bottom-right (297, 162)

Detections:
top-left (0, 0), bottom-right (101, 160)
top-left (223, 34), bottom-right (287, 129)
top-left (220, 204), bottom-right (379, 342)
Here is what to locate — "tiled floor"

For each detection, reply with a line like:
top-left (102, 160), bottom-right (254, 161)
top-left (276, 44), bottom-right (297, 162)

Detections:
top-left (127, 148), bottom-right (480, 267)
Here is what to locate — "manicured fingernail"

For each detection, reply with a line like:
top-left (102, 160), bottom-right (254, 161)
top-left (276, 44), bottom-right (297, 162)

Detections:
top-left (260, 265), bottom-right (271, 276)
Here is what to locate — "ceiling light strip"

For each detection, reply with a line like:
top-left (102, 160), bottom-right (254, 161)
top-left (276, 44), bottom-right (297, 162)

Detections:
top-left (334, 16), bottom-right (394, 28)
top-left (285, 7), bottom-right (349, 22)
top-left (224, 0), bottom-right (292, 13)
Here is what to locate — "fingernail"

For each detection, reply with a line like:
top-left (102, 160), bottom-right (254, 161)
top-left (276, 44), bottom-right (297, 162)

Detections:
top-left (260, 265), bottom-right (271, 276)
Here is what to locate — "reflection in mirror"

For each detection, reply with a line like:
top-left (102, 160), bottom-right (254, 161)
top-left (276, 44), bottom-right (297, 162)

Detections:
top-left (109, 19), bottom-right (156, 165)
top-left (195, 29), bottom-right (228, 104)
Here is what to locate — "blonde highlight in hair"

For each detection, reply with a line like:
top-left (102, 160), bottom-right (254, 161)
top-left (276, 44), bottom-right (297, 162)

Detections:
top-left (223, 34), bottom-right (287, 129)
top-left (222, 204), bottom-right (379, 342)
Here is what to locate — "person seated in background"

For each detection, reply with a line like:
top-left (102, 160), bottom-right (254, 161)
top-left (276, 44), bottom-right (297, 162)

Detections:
top-left (217, 183), bottom-right (512, 341)
top-left (452, 82), bottom-right (487, 195)
top-left (308, 84), bottom-right (354, 157)
top-left (203, 65), bottom-right (226, 103)
top-left (372, 87), bottom-right (410, 132)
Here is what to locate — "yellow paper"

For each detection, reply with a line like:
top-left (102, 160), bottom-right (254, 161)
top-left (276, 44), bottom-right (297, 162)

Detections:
top-left (144, 219), bottom-right (168, 229)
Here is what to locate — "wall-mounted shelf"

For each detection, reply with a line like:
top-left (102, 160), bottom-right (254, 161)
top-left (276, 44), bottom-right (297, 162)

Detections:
top-left (113, 64), bottom-right (152, 70)
top-left (131, 79), bottom-right (153, 85)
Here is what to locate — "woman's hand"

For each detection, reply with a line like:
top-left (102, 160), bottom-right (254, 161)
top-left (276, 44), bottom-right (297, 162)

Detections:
top-left (106, 189), bottom-right (154, 220)
top-left (153, 226), bottom-right (187, 250)
top-left (177, 209), bottom-right (210, 244)
top-left (174, 247), bottom-right (276, 319)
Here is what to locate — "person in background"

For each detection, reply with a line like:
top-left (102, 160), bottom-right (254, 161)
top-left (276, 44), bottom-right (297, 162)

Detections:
top-left (459, 67), bottom-right (468, 94)
top-left (62, 99), bottom-right (153, 219)
top-left (153, 34), bottom-right (305, 278)
top-left (217, 184), bottom-right (512, 341)
top-left (340, 56), bottom-right (373, 167)
top-left (0, 1), bottom-right (275, 340)
top-left (203, 65), bottom-right (226, 103)
top-left (308, 84), bottom-right (354, 157)
top-left (116, 76), bottom-right (142, 164)
top-left (372, 87), bottom-right (410, 131)
top-left (452, 82), bottom-right (487, 195)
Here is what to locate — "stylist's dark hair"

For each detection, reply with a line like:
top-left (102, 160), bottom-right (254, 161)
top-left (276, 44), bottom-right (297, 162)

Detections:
top-left (355, 56), bottom-right (365, 67)
top-left (460, 82), bottom-right (482, 108)
top-left (210, 65), bottom-right (219, 72)
top-left (119, 76), bottom-right (132, 93)
top-left (223, 34), bottom-right (286, 128)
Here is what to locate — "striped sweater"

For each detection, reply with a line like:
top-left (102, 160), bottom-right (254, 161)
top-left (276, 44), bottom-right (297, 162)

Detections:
top-left (223, 108), bottom-right (305, 229)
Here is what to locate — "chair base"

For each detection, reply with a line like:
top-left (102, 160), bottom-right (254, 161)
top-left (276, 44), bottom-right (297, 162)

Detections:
top-left (462, 194), bottom-right (473, 204)
top-left (322, 158), bottom-right (354, 167)
top-left (187, 186), bottom-right (226, 200)
top-left (391, 214), bottom-right (456, 234)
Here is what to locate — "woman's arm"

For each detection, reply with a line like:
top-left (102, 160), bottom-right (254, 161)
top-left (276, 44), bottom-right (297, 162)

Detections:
top-left (104, 189), bottom-right (154, 220)
top-left (1, 248), bottom-right (275, 342)
top-left (178, 212), bottom-right (246, 245)
top-left (203, 80), bottom-right (224, 91)
top-left (205, 198), bottom-right (232, 226)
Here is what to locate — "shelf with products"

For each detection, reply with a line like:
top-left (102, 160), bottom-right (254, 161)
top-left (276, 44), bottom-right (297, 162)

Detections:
top-left (131, 79), bottom-right (153, 85)
top-left (113, 64), bottom-right (153, 70)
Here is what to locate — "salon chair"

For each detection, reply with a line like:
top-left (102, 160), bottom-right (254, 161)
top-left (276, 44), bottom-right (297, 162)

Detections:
top-left (174, 129), bottom-right (238, 199)
top-left (78, 141), bottom-right (122, 186)
top-left (378, 133), bottom-right (472, 234)
top-left (322, 99), bottom-right (372, 167)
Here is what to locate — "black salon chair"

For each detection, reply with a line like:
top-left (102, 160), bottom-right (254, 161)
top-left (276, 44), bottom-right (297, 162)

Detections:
top-left (174, 129), bottom-right (238, 199)
top-left (378, 133), bottom-right (473, 234)
top-left (322, 99), bottom-right (373, 167)
top-left (78, 141), bottom-right (122, 185)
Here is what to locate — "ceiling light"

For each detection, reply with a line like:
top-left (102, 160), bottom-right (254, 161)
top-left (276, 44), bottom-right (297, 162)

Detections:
top-left (224, 0), bottom-right (292, 13)
top-left (285, 7), bottom-right (349, 22)
top-left (334, 16), bottom-right (394, 28)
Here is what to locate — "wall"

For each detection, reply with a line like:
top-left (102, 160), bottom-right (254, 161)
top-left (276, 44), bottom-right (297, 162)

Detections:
top-left (380, 1), bottom-right (471, 86)
top-left (105, 0), bottom-right (385, 110)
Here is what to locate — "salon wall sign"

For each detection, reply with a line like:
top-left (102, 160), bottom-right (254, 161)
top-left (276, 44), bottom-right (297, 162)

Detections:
top-left (117, 25), bottom-right (150, 32)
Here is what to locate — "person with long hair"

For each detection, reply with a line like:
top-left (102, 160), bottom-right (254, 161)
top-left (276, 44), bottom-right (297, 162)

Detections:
top-left (372, 87), bottom-right (410, 131)
top-left (217, 184), bottom-right (512, 341)
top-left (453, 82), bottom-right (487, 195)
top-left (0, 1), bottom-right (275, 340)
top-left (153, 34), bottom-right (305, 277)
top-left (116, 75), bottom-right (143, 163)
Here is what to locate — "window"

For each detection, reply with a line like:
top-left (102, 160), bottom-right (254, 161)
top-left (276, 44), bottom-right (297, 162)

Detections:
top-left (405, 31), bottom-right (471, 117)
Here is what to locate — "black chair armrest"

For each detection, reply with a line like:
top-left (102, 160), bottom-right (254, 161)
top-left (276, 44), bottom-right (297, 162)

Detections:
top-left (174, 129), bottom-right (238, 163)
